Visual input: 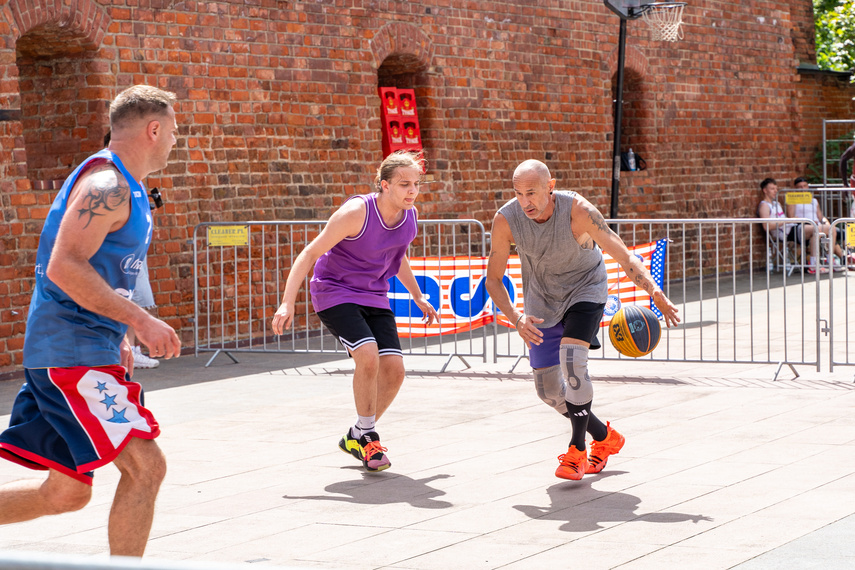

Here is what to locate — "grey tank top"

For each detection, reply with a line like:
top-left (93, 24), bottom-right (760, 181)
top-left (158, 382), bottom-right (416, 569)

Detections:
top-left (498, 191), bottom-right (608, 328)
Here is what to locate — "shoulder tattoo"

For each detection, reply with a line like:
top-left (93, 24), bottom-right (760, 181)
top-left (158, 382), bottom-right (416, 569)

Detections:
top-left (75, 173), bottom-right (129, 228)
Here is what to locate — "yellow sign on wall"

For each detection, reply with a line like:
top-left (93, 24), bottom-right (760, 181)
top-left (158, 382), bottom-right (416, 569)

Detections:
top-left (207, 226), bottom-right (249, 247)
top-left (784, 192), bottom-right (812, 205)
top-left (848, 223), bottom-right (855, 248)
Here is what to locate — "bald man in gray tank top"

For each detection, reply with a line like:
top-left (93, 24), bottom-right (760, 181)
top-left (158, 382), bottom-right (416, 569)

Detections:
top-left (486, 160), bottom-right (680, 481)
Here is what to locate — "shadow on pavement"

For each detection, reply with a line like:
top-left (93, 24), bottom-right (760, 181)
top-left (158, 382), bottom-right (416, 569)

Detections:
top-left (514, 473), bottom-right (712, 532)
top-left (282, 471), bottom-right (454, 509)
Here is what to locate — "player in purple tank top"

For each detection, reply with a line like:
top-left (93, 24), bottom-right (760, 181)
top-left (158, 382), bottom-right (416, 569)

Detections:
top-left (272, 151), bottom-right (438, 472)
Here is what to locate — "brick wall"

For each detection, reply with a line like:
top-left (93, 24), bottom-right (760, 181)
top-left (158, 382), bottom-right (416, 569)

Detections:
top-left (0, 0), bottom-right (853, 375)
top-left (795, 70), bottom-right (855, 181)
top-left (788, 0), bottom-right (817, 65)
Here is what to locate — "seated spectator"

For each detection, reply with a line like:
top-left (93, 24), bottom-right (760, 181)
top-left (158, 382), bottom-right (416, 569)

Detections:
top-left (757, 178), bottom-right (820, 273)
top-left (787, 177), bottom-right (849, 271)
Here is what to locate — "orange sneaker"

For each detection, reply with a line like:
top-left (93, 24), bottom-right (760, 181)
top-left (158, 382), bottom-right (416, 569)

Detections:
top-left (586, 422), bottom-right (625, 474)
top-left (555, 445), bottom-right (587, 480)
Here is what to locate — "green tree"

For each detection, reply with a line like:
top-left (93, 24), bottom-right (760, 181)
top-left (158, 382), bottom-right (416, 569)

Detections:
top-left (814, 0), bottom-right (855, 72)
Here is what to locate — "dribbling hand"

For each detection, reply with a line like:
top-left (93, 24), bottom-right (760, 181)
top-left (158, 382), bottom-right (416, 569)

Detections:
top-left (652, 290), bottom-right (680, 328)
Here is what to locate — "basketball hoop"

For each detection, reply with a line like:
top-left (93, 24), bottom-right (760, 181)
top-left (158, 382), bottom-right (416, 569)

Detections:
top-left (638, 2), bottom-right (686, 42)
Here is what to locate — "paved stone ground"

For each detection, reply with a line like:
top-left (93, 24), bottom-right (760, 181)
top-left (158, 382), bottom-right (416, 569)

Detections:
top-left (0, 349), bottom-right (853, 569)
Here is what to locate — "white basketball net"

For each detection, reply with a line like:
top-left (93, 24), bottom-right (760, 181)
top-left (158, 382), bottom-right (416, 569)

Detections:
top-left (639, 2), bottom-right (685, 42)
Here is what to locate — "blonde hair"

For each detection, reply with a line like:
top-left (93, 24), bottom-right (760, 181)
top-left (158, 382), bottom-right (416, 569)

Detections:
top-left (109, 85), bottom-right (177, 129)
top-left (375, 150), bottom-right (424, 191)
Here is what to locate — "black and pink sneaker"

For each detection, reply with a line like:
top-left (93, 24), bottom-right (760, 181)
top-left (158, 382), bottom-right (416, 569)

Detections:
top-left (358, 431), bottom-right (391, 472)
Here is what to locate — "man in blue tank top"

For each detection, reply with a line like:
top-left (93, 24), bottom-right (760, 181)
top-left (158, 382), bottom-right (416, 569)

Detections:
top-left (486, 159), bottom-right (680, 481)
top-left (0, 85), bottom-right (181, 556)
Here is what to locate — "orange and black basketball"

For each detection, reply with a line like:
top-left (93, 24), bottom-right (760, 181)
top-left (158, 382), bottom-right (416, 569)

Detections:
top-left (608, 305), bottom-right (661, 358)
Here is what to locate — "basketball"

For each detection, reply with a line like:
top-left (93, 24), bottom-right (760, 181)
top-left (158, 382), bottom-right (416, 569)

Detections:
top-left (608, 305), bottom-right (661, 358)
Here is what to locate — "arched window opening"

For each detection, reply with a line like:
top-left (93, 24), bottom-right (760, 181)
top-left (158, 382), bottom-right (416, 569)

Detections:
top-left (378, 53), bottom-right (426, 89)
top-left (611, 68), bottom-right (652, 168)
top-left (16, 25), bottom-right (110, 188)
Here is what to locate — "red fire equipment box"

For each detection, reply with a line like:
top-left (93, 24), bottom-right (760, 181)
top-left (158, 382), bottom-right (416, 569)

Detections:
top-left (380, 87), bottom-right (422, 157)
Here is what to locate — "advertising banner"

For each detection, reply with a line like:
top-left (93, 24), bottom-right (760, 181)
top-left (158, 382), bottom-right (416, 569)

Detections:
top-left (388, 239), bottom-right (668, 337)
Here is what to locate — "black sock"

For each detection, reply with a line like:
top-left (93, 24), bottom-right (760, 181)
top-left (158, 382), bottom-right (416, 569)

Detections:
top-left (586, 412), bottom-right (608, 442)
top-left (564, 401), bottom-right (592, 450)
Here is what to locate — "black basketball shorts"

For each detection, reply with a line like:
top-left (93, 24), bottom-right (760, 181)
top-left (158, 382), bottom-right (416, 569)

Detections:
top-left (316, 303), bottom-right (403, 357)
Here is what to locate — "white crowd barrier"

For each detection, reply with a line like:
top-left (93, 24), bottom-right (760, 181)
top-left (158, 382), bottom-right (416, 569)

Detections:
top-left (829, 218), bottom-right (855, 372)
top-left (193, 219), bottom-right (488, 371)
top-left (494, 218), bottom-right (827, 378)
top-left (193, 217), bottom-right (854, 378)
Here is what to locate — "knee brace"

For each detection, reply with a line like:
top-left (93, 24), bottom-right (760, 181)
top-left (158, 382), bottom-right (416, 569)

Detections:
top-left (561, 344), bottom-right (593, 406)
top-left (533, 365), bottom-right (568, 415)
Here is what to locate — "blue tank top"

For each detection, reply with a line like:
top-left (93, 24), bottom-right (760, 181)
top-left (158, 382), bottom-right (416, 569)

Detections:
top-left (23, 150), bottom-right (153, 368)
top-left (310, 193), bottom-right (418, 312)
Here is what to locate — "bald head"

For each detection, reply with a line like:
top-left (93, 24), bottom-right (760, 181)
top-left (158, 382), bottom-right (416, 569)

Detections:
top-left (511, 159), bottom-right (556, 221)
top-left (513, 159), bottom-right (551, 187)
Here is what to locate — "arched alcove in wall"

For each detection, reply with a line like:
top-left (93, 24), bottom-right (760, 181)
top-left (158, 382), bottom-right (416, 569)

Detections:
top-left (10, 0), bottom-right (112, 186)
top-left (611, 67), bottom-right (653, 162)
top-left (371, 22), bottom-right (433, 89)
top-left (608, 45), bottom-right (652, 168)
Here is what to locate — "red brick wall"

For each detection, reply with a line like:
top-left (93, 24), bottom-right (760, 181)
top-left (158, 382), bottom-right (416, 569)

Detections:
top-left (795, 70), bottom-right (855, 181)
top-left (0, 0), bottom-right (853, 374)
top-left (788, 0), bottom-right (817, 64)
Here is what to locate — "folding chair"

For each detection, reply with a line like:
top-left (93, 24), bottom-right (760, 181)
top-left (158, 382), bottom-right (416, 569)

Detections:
top-left (758, 207), bottom-right (798, 276)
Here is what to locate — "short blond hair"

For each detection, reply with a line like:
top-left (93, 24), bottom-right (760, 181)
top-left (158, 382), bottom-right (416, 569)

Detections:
top-left (109, 85), bottom-right (176, 129)
top-left (375, 150), bottom-right (424, 191)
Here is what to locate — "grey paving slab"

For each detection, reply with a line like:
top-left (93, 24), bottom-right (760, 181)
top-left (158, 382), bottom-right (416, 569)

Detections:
top-left (732, 513), bottom-right (855, 570)
top-left (0, 344), bottom-right (854, 569)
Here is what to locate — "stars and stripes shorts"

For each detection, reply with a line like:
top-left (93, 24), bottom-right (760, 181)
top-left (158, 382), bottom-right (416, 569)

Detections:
top-left (316, 303), bottom-right (403, 357)
top-left (0, 366), bottom-right (159, 485)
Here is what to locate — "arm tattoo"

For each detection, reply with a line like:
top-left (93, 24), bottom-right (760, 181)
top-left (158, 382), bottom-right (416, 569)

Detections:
top-left (587, 208), bottom-right (610, 233)
top-left (628, 262), bottom-right (654, 294)
top-left (76, 176), bottom-right (129, 228)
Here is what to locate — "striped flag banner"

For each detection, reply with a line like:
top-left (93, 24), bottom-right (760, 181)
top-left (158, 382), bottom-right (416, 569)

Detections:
top-left (601, 238), bottom-right (667, 326)
top-left (389, 238), bottom-right (667, 337)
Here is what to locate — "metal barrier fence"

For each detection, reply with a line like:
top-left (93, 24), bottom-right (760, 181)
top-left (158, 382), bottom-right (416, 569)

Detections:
top-left (829, 218), bottom-right (855, 372)
top-left (494, 218), bottom-right (825, 378)
top-left (821, 118), bottom-right (855, 186)
top-left (193, 219), bottom-right (488, 370)
top-left (781, 186), bottom-right (854, 229)
top-left (193, 217), bottom-right (854, 378)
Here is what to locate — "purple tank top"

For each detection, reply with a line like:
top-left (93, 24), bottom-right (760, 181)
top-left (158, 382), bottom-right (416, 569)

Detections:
top-left (310, 193), bottom-right (418, 312)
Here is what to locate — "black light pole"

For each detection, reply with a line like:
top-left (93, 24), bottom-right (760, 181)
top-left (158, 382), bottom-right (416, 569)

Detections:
top-left (610, 18), bottom-right (628, 224)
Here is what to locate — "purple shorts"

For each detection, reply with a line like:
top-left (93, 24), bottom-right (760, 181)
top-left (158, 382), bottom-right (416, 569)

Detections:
top-left (528, 302), bottom-right (605, 369)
